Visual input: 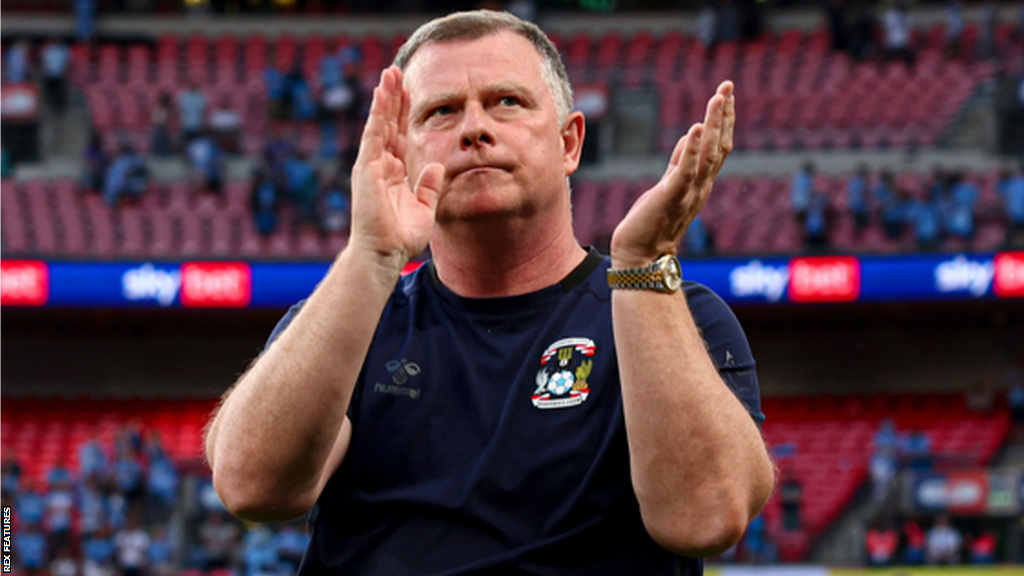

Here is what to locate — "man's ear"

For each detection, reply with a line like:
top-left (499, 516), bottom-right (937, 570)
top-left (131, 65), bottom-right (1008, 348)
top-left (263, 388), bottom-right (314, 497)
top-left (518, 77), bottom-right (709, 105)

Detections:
top-left (562, 111), bottom-right (586, 177)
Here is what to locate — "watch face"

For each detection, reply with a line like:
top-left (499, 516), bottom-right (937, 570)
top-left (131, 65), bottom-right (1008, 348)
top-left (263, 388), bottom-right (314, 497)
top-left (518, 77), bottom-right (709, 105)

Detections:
top-left (662, 256), bottom-right (682, 291)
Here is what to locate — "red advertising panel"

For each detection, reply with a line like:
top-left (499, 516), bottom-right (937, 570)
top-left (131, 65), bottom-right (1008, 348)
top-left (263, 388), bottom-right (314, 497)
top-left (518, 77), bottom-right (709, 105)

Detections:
top-left (994, 251), bottom-right (1024, 298)
top-left (180, 262), bottom-right (252, 308)
top-left (0, 260), bottom-right (49, 306)
top-left (788, 256), bottom-right (860, 302)
top-left (0, 84), bottom-right (41, 121)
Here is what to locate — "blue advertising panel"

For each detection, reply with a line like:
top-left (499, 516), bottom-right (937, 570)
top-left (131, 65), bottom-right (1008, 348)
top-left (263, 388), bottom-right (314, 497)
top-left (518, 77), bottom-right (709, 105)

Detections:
top-left (2, 251), bottom-right (1023, 309)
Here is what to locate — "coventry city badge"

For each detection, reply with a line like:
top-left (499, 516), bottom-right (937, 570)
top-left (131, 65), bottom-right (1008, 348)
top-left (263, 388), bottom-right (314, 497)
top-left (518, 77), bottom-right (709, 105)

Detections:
top-left (532, 337), bottom-right (596, 409)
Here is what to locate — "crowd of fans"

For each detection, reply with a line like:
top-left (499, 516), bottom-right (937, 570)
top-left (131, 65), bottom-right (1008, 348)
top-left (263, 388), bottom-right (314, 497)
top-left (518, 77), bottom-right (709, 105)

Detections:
top-left (1, 423), bottom-right (311, 576)
top-left (788, 161), bottom-right (1024, 251)
top-left (865, 516), bottom-right (1000, 566)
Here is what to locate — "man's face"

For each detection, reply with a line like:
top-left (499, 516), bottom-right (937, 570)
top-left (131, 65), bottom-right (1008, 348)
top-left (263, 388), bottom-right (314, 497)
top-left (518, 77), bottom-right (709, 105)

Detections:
top-left (402, 31), bottom-right (580, 224)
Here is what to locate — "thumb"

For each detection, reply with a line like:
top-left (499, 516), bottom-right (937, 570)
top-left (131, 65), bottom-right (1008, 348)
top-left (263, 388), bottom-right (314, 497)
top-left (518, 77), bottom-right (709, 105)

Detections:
top-left (414, 162), bottom-right (445, 213)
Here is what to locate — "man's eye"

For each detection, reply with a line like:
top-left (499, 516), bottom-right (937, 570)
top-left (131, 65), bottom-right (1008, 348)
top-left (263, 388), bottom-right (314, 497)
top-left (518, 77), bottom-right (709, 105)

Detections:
top-left (430, 105), bottom-right (453, 118)
top-left (498, 96), bottom-right (520, 107)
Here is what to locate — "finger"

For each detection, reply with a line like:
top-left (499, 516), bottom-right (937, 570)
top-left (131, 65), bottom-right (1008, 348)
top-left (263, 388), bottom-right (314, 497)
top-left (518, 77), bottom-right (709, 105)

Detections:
top-left (414, 162), bottom-right (445, 213)
top-left (666, 131), bottom-right (689, 173)
top-left (395, 72), bottom-right (411, 161)
top-left (356, 73), bottom-right (390, 164)
top-left (666, 123), bottom-right (703, 195)
top-left (696, 94), bottom-right (725, 185)
top-left (721, 89), bottom-right (736, 156)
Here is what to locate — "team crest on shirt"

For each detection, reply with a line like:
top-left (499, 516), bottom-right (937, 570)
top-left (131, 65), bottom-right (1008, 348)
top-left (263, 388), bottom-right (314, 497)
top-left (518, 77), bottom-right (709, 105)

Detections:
top-left (532, 337), bottom-right (596, 409)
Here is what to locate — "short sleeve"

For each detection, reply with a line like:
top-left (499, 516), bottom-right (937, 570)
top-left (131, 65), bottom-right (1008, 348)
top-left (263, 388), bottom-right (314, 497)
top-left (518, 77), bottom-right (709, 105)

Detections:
top-left (264, 300), bottom-right (306, 351)
top-left (682, 281), bottom-right (765, 426)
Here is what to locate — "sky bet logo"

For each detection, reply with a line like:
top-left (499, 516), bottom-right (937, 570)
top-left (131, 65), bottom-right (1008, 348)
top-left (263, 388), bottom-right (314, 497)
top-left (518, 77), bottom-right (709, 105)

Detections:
top-left (728, 260), bottom-right (789, 302)
top-left (121, 262), bottom-right (252, 307)
top-left (122, 263), bottom-right (181, 306)
top-left (0, 260), bottom-right (48, 306)
top-left (934, 255), bottom-right (994, 297)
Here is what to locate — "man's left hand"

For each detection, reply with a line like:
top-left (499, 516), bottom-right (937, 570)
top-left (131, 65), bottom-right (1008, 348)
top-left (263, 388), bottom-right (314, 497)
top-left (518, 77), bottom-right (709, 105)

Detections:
top-left (609, 81), bottom-right (735, 269)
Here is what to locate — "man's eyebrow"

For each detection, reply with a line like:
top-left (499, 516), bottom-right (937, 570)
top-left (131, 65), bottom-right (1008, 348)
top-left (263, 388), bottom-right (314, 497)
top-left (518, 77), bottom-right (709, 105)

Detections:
top-left (415, 91), bottom-right (460, 112)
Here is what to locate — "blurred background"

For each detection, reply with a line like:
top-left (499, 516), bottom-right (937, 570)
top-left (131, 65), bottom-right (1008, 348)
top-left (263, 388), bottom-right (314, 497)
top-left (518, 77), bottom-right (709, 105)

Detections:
top-left (2, 0), bottom-right (1024, 574)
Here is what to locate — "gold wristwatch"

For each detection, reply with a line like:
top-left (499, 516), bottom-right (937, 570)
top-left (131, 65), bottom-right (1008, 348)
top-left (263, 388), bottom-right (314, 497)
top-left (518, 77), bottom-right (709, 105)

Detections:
top-left (607, 255), bottom-right (683, 293)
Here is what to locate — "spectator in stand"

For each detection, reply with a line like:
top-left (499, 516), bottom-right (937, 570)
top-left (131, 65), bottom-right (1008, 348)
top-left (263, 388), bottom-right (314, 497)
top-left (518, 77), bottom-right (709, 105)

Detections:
top-left (741, 513), bottom-right (766, 564)
top-left (906, 190), bottom-right (942, 251)
top-left (903, 517), bottom-right (927, 564)
top-left (40, 37), bottom-right (70, 114)
top-left (47, 457), bottom-right (72, 488)
top-left (5, 40), bottom-right (31, 84)
top-left (49, 546), bottom-right (77, 576)
top-left (847, 0), bottom-right (876, 61)
top-left (865, 520), bottom-right (899, 566)
top-left (15, 522), bottom-right (48, 575)
top-left (17, 476), bottom-right (45, 527)
top-left (114, 515), bottom-right (150, 576)
top-left (284, 61), bottom-right (316, 121)
top-left (1, 455), bottom-right (21, 502)
top-left (1, 144), bottom-right (11, 178)
top-left (243, 526), bottom-right (280, 576)
top-left (108, 490), bottom-right (128, 532)
top-left (339, 62), bottom-right (367, 166)
top-left (78, 433), bottom-right (108, 481)
top-left (319, 169), bottom-right (352, 235)
top-left (902, 429), bottom-right (933, 471)
top-left (780, 466), bottom-right (802, 531)
top-left (944, 1), bottom-right (965, 58)
top-left (177, 82), bottom-right (207, 146)
top-left (696, 2), bottom-right (719, 49)
top-left (869, 443), bottom-right (898, 501)
top-left (250, 167), bottom-right (282, 237)
top-left (970, 525), bottom-right (997, 564)
top-left (804, 190), bottom-right (832, 251)
top-left (82, 526), bottom-right (116, 576)
top-left (882, 0), bottom-right (914, 67)
top-left (718, 0), bottom-right (740, 42)
top-left (102, 143), bottom-right (148, 208)
top-left (945, 172), bottom-right (978, 242)
top-left (685, 214), bottom-right (714, 257)
top-left (926, 515), bottom-right (962, 565)
top-left (82, 132), bottom-right (109, 194)
top-left (187, 130), bottom-right (225, 197)
top-left (265, 66), bottom-right (287, 120)
top-left (78, 476), bottom-right (107, 539)
top-left (151, 93), bottom-right (174, 157)
top-left (825, 0), bottom-right (849, 53)
top-left (875, 170), bottom-right (908, 240)
top-left (999, 163), bottom-right (1024, 249)
top-left (977, 0), bottom-right (999, 60)
top-left (74, 0), bottom-right (96, 42)
top-left (148, 525), bottom-right (176, 576)
top-left (274, 524), bottom-right (309, 574)
top-left (114, 442), bottom-right (145, 509)
top-left (790, 161), bottom-right (814, 224)
top-left (847, 164), bottom-right (870, 233)
top-left (199, 510), bottom-right (240, 572)
top-left (209, 94), bottom-right (243, 153)
top-left (285, 150), bottom-right (320, 225)
top-left (44, 477), bottom-right (74, 554)
top-left (874, 417), bottom-right (899, 450)
top-left (145, 453), bottom-right (178, 525)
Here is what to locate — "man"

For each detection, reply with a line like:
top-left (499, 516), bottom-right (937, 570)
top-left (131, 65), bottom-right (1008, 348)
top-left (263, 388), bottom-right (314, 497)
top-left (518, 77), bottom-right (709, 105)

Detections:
top-left (205, 11), bottom-right (773, 574)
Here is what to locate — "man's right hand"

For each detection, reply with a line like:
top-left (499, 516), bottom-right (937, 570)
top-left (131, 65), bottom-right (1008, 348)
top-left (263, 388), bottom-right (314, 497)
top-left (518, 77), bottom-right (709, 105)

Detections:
top-left (349, 66), bottom-right (445, 269)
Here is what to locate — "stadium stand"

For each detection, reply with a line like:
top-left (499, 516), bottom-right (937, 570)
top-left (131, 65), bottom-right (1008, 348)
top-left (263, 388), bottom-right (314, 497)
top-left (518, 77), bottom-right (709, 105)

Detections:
top-left (57, 21), bottom-right (1022, 155)
top-left (0, 170), bottom-right (1009, 259)
top-left (758, 394), bottom-right (1011, 562)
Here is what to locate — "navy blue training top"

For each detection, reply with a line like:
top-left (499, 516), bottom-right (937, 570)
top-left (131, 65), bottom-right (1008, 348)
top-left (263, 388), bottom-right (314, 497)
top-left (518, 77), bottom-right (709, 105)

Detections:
top-left (265, 248), bottom-right (764, 575)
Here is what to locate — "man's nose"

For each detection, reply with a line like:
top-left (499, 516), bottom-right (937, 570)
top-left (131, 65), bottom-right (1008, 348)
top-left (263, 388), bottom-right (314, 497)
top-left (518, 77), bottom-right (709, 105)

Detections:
top-left (459, 103), bottom-right (496, 149)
